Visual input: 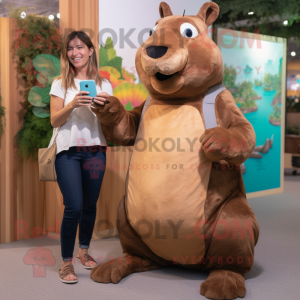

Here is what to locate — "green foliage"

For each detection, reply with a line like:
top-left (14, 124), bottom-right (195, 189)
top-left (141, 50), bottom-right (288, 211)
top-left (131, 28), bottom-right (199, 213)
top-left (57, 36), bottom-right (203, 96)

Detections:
top-left (264, 74), bottom-right (279, 91)
top-left (240, 98), bottom-right (257, 108)
top-left (286, 124), bottom-right (300, 135)
top-left (214, 0), bottom-right (300, 43)
top-left (269, 104), bottom-right (281, 120)
top-left (231, 79), bottom-right (259, 105)
top-left (223, 64), bottom-right (237, 89)
top-left (99, 37), bottom-right (125, 79)
top-left (8, 6), bottom-right (62, 159)
top-left (0, 92), bottom-right (5, 138)
top-left (254, 79), bottom-right (263, 86)
top-left (286, 96), bottom-right (300, 112)
top-left (15, 108), bottom-right (53, 159)
top-left (223, 65), bottom-right (259, 105)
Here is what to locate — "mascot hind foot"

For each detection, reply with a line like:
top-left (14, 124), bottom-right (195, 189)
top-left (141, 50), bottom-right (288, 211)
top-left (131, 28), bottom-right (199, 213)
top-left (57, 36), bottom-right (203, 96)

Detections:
top-left (200, 270), bottom-right (246, 300)
top-left (90, 255), bottom-right (162, 283)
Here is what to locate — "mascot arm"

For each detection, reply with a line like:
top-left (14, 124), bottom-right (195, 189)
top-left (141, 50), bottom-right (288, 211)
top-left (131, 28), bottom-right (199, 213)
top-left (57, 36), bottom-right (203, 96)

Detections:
top-left (200, 89), bottom-right (256, 165)
top-left (90, 96), bottom-right (145, 146)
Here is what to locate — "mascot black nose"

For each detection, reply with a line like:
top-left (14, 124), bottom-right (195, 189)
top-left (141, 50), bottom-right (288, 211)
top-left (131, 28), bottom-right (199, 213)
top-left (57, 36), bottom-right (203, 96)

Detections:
top-left (146, 46), bottom-right (168, 59)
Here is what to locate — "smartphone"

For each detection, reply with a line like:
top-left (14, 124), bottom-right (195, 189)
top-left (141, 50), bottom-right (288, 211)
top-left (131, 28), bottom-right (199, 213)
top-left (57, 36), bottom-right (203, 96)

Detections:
top-left (79, 80), bottom-right (97, 102)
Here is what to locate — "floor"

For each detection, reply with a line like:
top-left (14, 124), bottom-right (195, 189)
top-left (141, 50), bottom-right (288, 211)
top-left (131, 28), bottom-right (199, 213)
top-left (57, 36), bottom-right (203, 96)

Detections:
top-left (0, 175), bottom-right (299, 300)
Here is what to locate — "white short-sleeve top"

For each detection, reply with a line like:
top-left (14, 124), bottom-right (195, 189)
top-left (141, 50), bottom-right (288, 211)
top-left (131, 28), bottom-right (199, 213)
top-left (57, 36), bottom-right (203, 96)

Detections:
top-left (48, 78), bottom-right (113, 154)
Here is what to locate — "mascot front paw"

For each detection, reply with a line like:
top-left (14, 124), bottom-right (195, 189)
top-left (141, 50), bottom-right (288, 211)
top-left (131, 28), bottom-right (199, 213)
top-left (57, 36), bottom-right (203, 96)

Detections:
top-left (90, 258), bottom-right (126, 283)
top-left (200, 127), bottom-right (233, 162)
top-left (200, 270), bottom-right (246, 300)
top-left (90, 255), bottom-right (162, 284)
top-left (90, 96), bottom-right (125, 122)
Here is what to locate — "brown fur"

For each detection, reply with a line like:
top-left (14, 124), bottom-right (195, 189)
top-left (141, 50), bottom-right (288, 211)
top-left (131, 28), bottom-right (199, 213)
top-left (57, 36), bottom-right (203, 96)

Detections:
top-left (90, 2), bottom-right (259, 299)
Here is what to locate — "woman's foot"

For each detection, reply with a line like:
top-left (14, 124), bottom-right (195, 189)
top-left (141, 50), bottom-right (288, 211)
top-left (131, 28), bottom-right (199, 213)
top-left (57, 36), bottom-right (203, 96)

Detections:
top-left (59, 262), bottom-right (78, 283)
top-left (76, 248), bottom-right (97, 268)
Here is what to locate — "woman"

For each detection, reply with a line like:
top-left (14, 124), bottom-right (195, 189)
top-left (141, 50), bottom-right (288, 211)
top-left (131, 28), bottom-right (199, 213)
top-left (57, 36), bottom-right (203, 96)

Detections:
top-left (49, 31), bottom-right (112, 283)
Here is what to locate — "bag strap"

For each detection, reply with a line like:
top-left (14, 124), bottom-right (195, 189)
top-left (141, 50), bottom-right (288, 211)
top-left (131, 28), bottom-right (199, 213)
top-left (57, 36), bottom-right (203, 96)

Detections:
top-left (202, 83), bottom-right (226, 129)
top-left (52, 126), bottom-right (61, 144)
top-left (138, 96), bottom-right (151, 128)
top-left (137, 84), bottom-right (226, 131)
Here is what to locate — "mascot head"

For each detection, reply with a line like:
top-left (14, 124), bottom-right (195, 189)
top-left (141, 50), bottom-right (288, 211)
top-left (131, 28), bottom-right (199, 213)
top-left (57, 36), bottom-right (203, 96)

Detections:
top-left (135, 1), bottom-right (223, 100)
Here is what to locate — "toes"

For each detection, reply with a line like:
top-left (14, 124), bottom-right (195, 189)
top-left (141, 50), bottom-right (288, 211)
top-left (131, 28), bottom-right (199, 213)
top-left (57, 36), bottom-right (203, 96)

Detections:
top-left (200, 280), bottom-right (208, 296)
top-left (223, 274), bottom-right (239, 299)
top-left (200, 270), bottom-right (246, 300)
top-left (64, 274), bottom-right (77, 281)
top-left (90, 262), bottom-right (113, 283)
top-left (233, 274), bottom-right (246, 298)
top-left (111, 268), bottom-right (123, 284)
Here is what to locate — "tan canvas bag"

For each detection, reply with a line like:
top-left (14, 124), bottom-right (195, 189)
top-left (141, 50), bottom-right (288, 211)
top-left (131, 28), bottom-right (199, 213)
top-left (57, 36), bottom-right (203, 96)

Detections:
top-left (38, 127), bottom-right (60, 182)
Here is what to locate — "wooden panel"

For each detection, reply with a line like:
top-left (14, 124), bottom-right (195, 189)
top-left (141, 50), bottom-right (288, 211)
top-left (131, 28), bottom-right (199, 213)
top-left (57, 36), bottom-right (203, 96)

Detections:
top-left (59, 0), bottom-right (99, 50)
top-left (285, 135), bottom-right (300, 154)
top-left (0, 18), bottom-right (25, 243)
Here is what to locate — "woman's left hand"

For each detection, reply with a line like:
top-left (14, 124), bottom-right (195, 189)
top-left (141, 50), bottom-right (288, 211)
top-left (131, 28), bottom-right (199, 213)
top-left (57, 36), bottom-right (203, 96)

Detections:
top-left (93, 92), bottom-right (111, 105)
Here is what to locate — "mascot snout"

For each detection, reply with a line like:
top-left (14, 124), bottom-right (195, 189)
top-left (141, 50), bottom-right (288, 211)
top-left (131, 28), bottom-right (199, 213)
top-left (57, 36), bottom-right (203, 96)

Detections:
top-left (141, 46), bottom-right (188, 94)
top-left (141, 47), bottom-right (188, 76)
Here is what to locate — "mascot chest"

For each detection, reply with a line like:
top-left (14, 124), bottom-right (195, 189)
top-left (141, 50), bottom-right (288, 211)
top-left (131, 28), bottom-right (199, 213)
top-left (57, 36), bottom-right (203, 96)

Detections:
top-left (126, 104), bottom-right (212, 262)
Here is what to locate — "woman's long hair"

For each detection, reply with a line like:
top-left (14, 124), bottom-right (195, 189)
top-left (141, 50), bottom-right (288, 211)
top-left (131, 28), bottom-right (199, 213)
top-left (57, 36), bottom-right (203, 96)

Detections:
top-left (57, 31), bottom-right (105, 97)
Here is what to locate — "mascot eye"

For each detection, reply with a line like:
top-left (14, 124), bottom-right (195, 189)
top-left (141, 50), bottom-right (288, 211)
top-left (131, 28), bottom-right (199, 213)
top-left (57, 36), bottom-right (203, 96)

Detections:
top-left (149, 24), bottom-right (158, 37)
top-left (180, 23), bottom-right (198, 38)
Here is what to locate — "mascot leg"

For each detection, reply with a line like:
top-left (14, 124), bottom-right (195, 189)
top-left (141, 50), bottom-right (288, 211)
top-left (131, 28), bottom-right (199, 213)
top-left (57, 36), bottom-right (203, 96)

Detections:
top-left (200, 194), bottom-right (259, 300)
top-left (90, 196), bottom-right (167, 283)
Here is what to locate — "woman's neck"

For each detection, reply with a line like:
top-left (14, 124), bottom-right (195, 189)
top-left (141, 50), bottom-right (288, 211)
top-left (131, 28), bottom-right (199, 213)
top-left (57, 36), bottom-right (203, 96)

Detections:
top-left (74, 65), bottom-right (89, 80)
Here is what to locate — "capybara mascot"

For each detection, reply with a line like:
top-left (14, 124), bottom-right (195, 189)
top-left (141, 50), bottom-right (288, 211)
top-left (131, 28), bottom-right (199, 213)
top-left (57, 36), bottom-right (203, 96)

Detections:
top-left (90, 2), bottom-right (259, 299)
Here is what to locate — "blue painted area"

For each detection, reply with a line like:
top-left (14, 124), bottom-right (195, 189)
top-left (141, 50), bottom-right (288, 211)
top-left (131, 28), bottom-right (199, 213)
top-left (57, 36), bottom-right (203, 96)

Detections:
top-left (242, 87), bottom-right (281, 193)
top-left (220, 34), bottom-right (284, 193)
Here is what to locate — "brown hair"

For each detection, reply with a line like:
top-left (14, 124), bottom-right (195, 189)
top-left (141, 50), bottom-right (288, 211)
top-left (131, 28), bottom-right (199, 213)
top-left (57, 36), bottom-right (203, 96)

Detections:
top-left (56, 31), bottom-right (105, 97)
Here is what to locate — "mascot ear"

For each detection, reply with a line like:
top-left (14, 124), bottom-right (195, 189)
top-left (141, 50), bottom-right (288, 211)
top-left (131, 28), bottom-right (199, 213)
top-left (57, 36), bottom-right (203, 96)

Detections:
top-left (159, 2), bottom-right (173, 18)
top-left (197, 2), bottom-right (219, 27)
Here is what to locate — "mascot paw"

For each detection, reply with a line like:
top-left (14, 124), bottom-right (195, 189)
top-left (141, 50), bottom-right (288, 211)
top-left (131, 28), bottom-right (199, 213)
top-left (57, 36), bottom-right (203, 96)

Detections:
top-left (90, 258), bottom-right (130, 283)
top-left (200, 270), bottom-right (246, 300)
top-left (200, 127), bottom-right (232, 162)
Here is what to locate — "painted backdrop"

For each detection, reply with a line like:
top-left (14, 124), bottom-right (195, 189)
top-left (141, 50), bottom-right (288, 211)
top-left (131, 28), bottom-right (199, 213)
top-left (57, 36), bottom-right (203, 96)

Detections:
top-left (217, 28), bottom-right (286, 194)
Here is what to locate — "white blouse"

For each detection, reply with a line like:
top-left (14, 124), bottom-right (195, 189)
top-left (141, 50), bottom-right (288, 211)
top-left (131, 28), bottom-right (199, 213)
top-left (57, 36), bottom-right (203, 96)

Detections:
top-left (48, 78), bottom-right (113, 154)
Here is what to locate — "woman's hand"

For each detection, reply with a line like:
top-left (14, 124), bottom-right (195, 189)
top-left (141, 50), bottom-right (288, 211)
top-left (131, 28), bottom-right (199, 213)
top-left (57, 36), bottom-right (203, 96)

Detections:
top-left (94, 92), bottom-right (111, 106)
top-left (69, 91), bottom-right (93, 108)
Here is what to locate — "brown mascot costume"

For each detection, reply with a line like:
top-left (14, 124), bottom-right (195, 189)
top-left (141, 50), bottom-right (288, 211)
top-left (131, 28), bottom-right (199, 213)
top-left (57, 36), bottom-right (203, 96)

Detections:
top-left (90, 2), bottom-right (259, 299)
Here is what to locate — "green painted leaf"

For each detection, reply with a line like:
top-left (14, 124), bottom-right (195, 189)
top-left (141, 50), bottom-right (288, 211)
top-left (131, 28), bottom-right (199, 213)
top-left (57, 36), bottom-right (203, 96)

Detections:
top-left (37, 74), bottom-right (47, 86)
top-left (99, 45), bottom-right (108, 68)
top-left (33, 54), bottom-right (60, 78)
top-left (107, 57), bottom-right (125, 79)
top-left (124, 102), bottom-right (134, 111)
top-left (32, 107), bottom-right (50, 118)
top-left (28, 86), bottom-right (49, 107)
top-left (105, 37), bottom-right (117, 60)
top-left (41, 87), bottom-right (51, 104)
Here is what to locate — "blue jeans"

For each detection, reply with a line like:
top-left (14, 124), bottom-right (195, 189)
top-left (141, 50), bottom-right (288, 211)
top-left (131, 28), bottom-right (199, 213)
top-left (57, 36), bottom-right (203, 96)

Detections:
top-left (55, 146), bottom-right (106, 261)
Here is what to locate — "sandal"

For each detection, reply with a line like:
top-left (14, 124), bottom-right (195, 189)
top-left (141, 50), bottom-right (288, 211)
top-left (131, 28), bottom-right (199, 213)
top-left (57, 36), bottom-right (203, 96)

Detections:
top-left (58, 264), bottom-right (78, 284)
top-left (76, 253), bottom-right (97, 269)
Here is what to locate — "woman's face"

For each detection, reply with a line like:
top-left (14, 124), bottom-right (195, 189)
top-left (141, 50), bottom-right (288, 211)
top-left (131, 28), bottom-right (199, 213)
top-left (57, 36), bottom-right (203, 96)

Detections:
top-left (67, 37), bottom-right (94, 71)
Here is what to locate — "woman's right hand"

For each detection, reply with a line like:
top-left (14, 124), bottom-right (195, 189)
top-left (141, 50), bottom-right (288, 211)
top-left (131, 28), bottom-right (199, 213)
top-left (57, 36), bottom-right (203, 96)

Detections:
top-left (69, 91), bottom-right (93, 108)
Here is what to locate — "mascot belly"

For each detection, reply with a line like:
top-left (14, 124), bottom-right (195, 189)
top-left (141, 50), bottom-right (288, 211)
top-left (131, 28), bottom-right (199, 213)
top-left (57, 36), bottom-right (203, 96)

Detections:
top-left (127, 104), bottom-right (211, 262)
